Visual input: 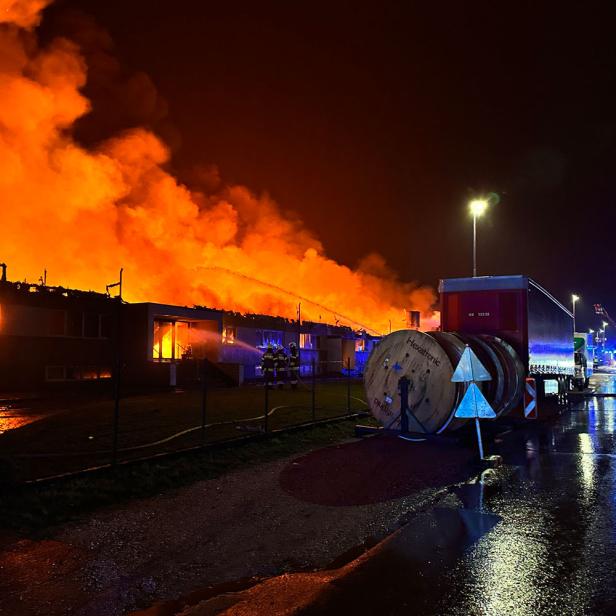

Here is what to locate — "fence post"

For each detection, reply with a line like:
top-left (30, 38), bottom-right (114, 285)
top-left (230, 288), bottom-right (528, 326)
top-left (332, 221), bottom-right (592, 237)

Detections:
top-left (201, 359), bottom-right (208, 446)
top-left (111, 296), bottom-right (122, 467)
top-left (311, 358), bottom-right (316, 422)
top-left (346, 356), bottom-right (351, 415)
top-left (264, 380), bottom-right (269, 432)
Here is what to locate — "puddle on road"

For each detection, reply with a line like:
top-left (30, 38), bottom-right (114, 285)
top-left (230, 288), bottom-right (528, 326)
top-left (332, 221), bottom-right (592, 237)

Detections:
top-left (0, 405), bottom-right (44, 434)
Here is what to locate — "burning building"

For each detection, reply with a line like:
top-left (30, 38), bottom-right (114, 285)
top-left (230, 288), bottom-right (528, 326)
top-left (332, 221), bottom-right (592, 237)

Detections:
top-left (0, 267), bottom-right (115, 389)
top-left (218, 312), bottom-right (380, 382)
top-left (0, 268), bottom-right (380, 391)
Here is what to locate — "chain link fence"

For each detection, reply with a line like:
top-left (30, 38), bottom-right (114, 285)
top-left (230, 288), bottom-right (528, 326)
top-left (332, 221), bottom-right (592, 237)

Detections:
top-left (0, 359), bottom-right (369, 484)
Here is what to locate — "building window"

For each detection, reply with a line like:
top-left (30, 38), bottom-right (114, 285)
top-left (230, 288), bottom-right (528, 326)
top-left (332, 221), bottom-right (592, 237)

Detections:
top-left (45, 365), bottom-right (66, 381)
top-left (152, 319), bottom-right (194, 361)
top-left (100, 314), bottom-right (112, 338)
top-left (153, 320), bottom-right (174, 360)
top-left (83, 313), bottom-right (100, 338)
top-left (80, 366), bottom-right (103, 380)
top-left (48, 310), bottom-right (66, 336)
top-left (222, 326), bottom-right (237, 344)
top-left (355, 339), bottom-right (366, 352)
top-left (66, 311), bottom-right (83, 337)
top-left (257, 330), bottom-right (283, 348)
top-left (300, 333), bottom-right (314, 349)
top-left (48, 366), bottom-right (112, 381)
top-left (175, 321), bottom-right (192, 359)
top-left (46, 310), bottom-right (109, 338)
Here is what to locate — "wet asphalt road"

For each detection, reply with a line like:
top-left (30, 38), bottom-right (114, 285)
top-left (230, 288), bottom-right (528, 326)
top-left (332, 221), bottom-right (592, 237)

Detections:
top-left (303, 373), bottom-right (616, 616)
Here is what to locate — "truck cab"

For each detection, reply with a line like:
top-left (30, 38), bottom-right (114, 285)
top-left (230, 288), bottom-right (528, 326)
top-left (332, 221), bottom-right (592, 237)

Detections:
top-left (573, 332), bottom-right (594, 390)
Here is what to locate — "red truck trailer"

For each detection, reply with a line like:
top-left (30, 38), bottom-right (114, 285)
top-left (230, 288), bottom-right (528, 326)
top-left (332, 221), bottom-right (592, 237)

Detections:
top-left (439, 275), bottom-right (575, 403)
top-left (363, 275), bottom-right (574, 433)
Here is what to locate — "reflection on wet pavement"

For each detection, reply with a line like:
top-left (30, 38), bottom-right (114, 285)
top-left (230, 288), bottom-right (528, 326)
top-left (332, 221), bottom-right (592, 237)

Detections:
top-left (0, 404), bottom-right (43, 434)
top-left (289, 376), bottom-right (616, 615)
top-left (421, 382), bottom-right (616, 614)
top-left (588, 370), bottom-right (616, 395)
top-left (437, 393), bottom-right (616, 616)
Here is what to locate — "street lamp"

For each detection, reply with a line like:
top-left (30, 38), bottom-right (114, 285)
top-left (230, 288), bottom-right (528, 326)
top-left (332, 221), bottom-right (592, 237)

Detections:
top-left (572, 294), bottom-right (579, 332)
top-left (603, 321), bottom-right (608, 348)
top-left (469, 198), bottom-right (489, 277)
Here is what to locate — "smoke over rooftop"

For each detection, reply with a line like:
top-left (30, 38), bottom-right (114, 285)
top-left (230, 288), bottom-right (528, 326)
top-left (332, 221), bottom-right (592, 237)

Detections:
top-left (0, 0), bottom-right (437, 334)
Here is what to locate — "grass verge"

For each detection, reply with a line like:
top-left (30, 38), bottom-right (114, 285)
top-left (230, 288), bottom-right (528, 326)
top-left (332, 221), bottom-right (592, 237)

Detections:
top-left (1, 381), bottom-right (367, 481)
top-left (0, 416), bottom-right (376, 535)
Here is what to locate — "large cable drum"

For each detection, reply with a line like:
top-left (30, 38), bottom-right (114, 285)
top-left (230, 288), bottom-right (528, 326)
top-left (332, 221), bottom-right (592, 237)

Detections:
top-left (364, 330), bottom-right (463, 434)
top-left (364, 330), bottom-right (525, 433)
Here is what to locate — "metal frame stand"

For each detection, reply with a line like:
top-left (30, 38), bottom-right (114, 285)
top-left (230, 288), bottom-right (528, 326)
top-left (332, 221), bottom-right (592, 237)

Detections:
top-left (356, 376), bottom-right (445, 440)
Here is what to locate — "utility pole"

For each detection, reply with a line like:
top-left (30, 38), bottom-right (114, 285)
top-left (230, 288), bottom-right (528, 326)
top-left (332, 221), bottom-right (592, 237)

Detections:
top-left (297, 302), bottom-right (301, 365)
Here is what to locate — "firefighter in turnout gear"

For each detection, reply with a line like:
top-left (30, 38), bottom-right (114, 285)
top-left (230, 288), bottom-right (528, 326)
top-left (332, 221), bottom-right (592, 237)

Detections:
top-left (275, 345), bottom-right (288, 389)
top-left (261, 343), bottom-right (275, 387)
top-left (288, 342), bottom-right (300, 389)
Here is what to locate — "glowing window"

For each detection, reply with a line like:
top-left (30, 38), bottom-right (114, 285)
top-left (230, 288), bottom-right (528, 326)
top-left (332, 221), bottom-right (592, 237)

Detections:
top-left (153, 320), bottom-right (174, 360)
top-left (299, 333), bottom-right (313, 349)
top-left (355, 339), bottom-right (366, 352)
top-left (222, 326), bottom-right (237, 344)
top-left (153, 320), bottom-right (194, 360)
top-left (175, 321), bottom-right (192, 359)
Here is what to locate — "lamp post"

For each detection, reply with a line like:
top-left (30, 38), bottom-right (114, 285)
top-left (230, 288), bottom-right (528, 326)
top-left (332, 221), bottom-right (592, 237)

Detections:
top-left (469, 199), bottom-right (488, 277)
top-left (603, 321), bottom-right (608, 350)
top-left (572, 294), bottom-right (579, 332)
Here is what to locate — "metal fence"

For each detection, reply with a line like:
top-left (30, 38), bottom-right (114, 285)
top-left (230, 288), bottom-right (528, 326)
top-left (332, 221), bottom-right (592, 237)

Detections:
top-left (0, 358), bottom-right (368, 484)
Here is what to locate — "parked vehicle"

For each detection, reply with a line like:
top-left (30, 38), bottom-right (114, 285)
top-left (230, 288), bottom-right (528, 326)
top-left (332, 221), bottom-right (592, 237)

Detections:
top-left (364, 275), bottom-right (574, 433)
top-left (573, 332), bottom-right (594, 390)
top-left (439, 275), bottom-right (574, 399)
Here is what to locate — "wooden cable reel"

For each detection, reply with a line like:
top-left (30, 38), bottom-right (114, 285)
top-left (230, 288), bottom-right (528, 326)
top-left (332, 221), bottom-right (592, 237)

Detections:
top-left (364, 330), bottom-right (460, 434)
top-left (364, 330), bottom-right (525, 433)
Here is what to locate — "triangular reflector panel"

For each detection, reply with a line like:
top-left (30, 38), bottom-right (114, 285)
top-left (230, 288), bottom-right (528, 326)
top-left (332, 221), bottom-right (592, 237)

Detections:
top-left (451, 346), bottom-right (492, 383)
top-left (454, 382), bottom-right (496, 419)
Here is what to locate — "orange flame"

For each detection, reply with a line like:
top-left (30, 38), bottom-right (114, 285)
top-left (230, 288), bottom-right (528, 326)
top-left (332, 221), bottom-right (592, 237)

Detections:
top-left (0, 1), bottom-right (438, 334)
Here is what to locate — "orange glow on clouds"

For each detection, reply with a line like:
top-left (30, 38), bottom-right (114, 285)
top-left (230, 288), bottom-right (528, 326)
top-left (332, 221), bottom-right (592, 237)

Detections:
top-left (0, 0), bottom-right (438, 334)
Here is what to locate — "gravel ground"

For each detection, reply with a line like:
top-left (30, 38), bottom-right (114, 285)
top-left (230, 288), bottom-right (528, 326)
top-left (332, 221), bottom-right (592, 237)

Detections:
top-left (0, 436), bottom-right (473, 616)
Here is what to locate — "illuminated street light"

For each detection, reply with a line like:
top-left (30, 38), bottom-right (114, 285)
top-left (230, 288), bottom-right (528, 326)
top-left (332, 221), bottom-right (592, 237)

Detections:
top-left (469, 198), bottom-right (489, 277)
top-left (572, 294), bottom-right (580, 332)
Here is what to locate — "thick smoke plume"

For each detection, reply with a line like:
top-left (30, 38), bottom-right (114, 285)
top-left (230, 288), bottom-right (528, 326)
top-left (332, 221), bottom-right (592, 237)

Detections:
top-left (0, 0), bottom-right (437, 334)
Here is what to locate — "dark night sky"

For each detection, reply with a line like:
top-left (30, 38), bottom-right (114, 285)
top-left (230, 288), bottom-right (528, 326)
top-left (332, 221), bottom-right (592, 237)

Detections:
top-left (41, 1), bottom-right (616, 330)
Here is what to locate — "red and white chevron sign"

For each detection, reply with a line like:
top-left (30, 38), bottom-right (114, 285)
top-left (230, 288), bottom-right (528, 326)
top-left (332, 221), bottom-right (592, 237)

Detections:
top-left (525, 377), bottom-right (538, 419)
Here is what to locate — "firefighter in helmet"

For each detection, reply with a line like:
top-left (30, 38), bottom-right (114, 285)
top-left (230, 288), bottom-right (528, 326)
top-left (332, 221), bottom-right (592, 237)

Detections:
top-left (261, 343), bottom-right (275, 387)
top-left (288, 341), bottom-right (300, 389)
top-left (275, 344), bottom-right (288, 389)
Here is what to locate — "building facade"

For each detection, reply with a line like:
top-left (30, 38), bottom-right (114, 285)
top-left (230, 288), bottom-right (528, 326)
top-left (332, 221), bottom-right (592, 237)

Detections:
top-left (0, 274), bottom-right (380, 390)
top-left (0, 279), bottom-right (115, 390)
